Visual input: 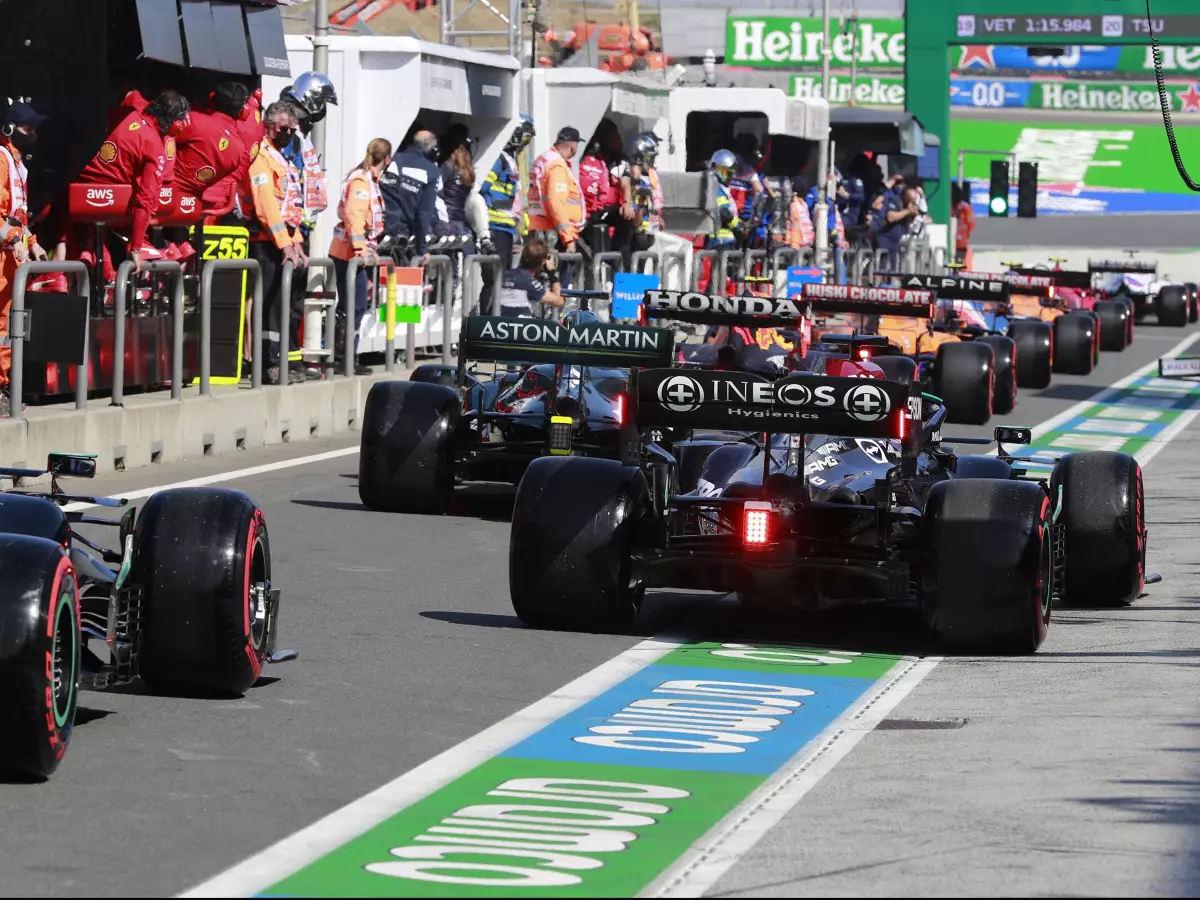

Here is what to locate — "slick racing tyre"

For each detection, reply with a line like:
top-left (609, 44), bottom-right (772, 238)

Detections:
top-left (1094, 300), bottom-right (1130, 352)
top-left (1008, 320), bottom-right (1053, 390)
top-left (920, 479), bottom-right (1052, 654)
top-left (977, 335), bottom-right (1017, 415)
top-left (409, 363), bottom-right (458, 386)
top-left (135, 488), bottom-right (274, 696)
top-left (1051, 451), bottom-right (1145, 608)
top-left (1052, 314), bottom-right (1095, 375)
top-left (1081, 310), bottom-right (1102, 367)
top-left (1157, 285), bottom-right (1189, 327)
top-left (934, 342), bottom-right (994, 426)
top-left (359, 381), bottom-right (457, 514)
top-left (0, 538), bottom-right (79, 779)
top-left (872, 355), bottom-right (919, 387)
top-left (510, 457), bottom-right (647, 633)
top-left (1185, 282), bottom-right (1199, 323)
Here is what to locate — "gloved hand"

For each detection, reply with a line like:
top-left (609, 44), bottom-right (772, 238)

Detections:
top-left (477, 234), bottom-right (496, 256)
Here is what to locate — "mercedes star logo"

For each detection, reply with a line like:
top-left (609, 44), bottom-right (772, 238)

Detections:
top-left (658, 374), bottom-right (704, 412)
top-left (845, 383), bottom-right (891, 422)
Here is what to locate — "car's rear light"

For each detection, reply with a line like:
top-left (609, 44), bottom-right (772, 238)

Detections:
top-left (895, 408), bottom-right (906, 440)
top-left (549, 416), bottom-right (574, 456)
top-left (616, 393), bottom-right (625, 426)
top-left (858, 347), bottom-right (871, 360)
top-left (743, 501), bottom-right (771, 548)
top-left (637, 304), bottom-right (647, 326)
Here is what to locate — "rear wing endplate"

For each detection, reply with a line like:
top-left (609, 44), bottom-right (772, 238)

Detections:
top-left (460, 316), bottom-right (675, 369)
top-left (642, 290), bottom-right (808, 328)
top-left (629, 368), bottom-right (910, 439)
top-left (801, 283), bottom-right (934, 317)
top-left (1089, 259), bottom-right (1158, 275)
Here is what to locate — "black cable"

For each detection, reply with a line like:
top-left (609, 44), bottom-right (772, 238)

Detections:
top-left (1149, 0), bottom-right (1200, 191)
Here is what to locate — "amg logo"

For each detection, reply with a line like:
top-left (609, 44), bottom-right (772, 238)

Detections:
top-left (801, 283), bottom-right (932, 305)
top-left (477, 319), bottom-right (662, 351)
top-left (643, 290), bottom-right (806, 318)
top-left (86, 188), bottom-right (115, 207)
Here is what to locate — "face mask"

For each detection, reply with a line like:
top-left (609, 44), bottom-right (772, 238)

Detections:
top-left (10, 130), bottom-right (36, 159)
top-left (426, 144), bottom-right (440, 162)
top-left (272, 126), bottom-right (296, 150)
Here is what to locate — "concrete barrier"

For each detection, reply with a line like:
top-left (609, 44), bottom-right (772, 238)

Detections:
top-left (0, 370), bottom-right (414, 474)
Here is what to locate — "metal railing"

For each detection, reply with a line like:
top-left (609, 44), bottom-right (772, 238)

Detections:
top-left (111, 260), bottom-right (185, 406)
top-left (8, 261), bottom-right (91, 417)
top-left (280, 257), bottom-right (336, 377)
top-left (200, 258), bottom-right (264, 394)
top-left (6, 237), bottom-right (961, 418)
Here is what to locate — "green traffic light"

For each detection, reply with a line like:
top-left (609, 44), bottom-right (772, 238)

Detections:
top-left (990, 196), bottom-right (1008, 215)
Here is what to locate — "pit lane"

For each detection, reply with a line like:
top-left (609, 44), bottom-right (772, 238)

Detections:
top-left (1, 320), bottom-right (1198, 898)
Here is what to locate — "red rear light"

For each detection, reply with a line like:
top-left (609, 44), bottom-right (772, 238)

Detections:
top-left (616, 393), bottom-right (625, 426)
top-left (858, 347), bottom-right (870, 360)
top-left (895, 408), bottom-right (906, 440)
top-left (743, 501), bottom-right (771, 548)
top-left (637, 304), bottom-right (647, 325)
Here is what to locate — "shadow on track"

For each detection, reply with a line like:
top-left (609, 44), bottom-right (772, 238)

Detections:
top-left (293, 483), bottom-right (517, 523)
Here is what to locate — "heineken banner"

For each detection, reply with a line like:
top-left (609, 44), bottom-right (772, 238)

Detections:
top-left (726, 16), bottom-right (905, 68)
top-left (792, 74), bottom-right (904, 106)
top-left (950, 77), bottom-right (1200, 112)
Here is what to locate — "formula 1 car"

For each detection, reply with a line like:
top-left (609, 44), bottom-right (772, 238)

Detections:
top-left (358, 298), bottom-right (675, 514)
top-left (1003, 263), bottom-right (1136, 354)
top-left (0, 453), bottom-right (293, 780)
top-left (804, 278), bottom-right (1011, 424)
top-left (1090, 256), bottom-right (1190, 327)
top-left (508, 341), bottom-right (1150, 653)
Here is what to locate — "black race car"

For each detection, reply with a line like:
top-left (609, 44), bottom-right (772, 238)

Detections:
top-left (508, 336), bottom-right (1150, 653)
top-left (358, 302), bottom-right (675, 514)
top-left (0, 453), bottom-right (294, 780)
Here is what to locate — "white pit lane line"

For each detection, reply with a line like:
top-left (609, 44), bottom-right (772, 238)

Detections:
top-left (61, 327), bottom-right (1193, 899)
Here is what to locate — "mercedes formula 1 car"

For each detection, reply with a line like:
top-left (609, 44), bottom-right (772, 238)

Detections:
top-left (509, 329), bottom-right (1150, 653)
top-left (358, 300), bottom-right (674, 514)
top-left (0, 453), bottom-right (294, 780)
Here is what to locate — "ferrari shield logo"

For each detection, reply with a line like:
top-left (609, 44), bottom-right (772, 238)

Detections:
top-left (128, 121), bottom-right (141, 131)
top-left (218, 137), bottom-right (230, 153)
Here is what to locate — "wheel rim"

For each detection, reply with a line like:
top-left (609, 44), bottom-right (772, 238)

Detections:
top-left (1037, 526), bottom-right (1053, 628)
top-left (51, 587), bottom-right (77, 729)
top-left (247, 537), bottom-right (269, 651)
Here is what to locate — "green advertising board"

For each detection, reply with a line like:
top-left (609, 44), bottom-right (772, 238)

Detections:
top-left (1032, 79), bottom-right (1200, 112)
top-left (726, 16), bottom-right (905, 68)
top-left (791, 73), bottom-right (905, 106)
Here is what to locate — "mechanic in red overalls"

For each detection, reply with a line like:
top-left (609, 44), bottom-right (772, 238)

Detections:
top-left (232, 89), bottom-right (265, 225)
top-left (577, 119), bottom-right (633, 283)
top-left (174, 83), bottom-right (251, 215)
top-left (77, 90), bottom-right (191, 275)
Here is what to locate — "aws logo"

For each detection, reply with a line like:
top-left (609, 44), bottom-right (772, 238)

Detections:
top-left (85, 187), bottom-right (115, 208)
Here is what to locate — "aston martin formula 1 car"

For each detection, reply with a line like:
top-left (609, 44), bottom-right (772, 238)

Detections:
top-left (508, 343), bottom-right (1150, 653)
top-left (0, 453), bottom-right (294, 780)
top-left (358, 303), bottom-right (674, 514)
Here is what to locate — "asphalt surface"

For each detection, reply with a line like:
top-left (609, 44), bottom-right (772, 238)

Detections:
top-left (973, 216), bottom-right (1200, 252)
top-left (1, 319), bottom-right (1199, 897)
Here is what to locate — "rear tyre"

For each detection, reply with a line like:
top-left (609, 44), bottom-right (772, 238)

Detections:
top-left (1051, 451), bottom-right (1145, 608)
top-left (934, 342), bottom-right (994, 426)
top-left (135, 488), bottom-right (273, 697)
top-left (1008, 320), bottom-right (1053, 390)
top-left (1052, 314), bottom-right (1095, 375)
top-left (920, 479), bottom-right (1052, 654)
top-left (409, 363), bottom-right (458, 386)
top-left (0, 538), bottom-right (79, 779)
top-left (359, 381), bottom-right (457, 514)
top-left (977, 336), bottom-right (1017, 415)
top-left (1094, 300), bottom-right (1129, 352)
top-left (1185, 282), bottom-right (1199, 323)
top-left (1118, 298), bottom-right (1136, 344)
top-left (1157, 285), bottom-right (1189, 327)
top-left (510, 457), bottom-right (647, 633)
top-left (872, 355), bottom-right (919, 387)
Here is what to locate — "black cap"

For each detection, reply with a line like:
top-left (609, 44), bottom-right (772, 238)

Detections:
top-left (556, 126), bottom-right (582, 143)
top-left (7, 101), bottom-right (48, 127)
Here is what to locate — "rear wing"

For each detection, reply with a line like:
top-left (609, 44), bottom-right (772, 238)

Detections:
top-left (955, 271), bottom-right (1054, 297)
top-left (900, 274), bottom-right (1012, 302)
top-left (460, 316), bottom-right (675, 369)
top-left (1089, 259), bottom-right (1158, 275)
top-left (801, 283), bottom-right (934, 317)
top-left (1009, 267), bottom-right (1092, 289)
top-left (1158, 356), bottom-right (1200, 379)
top-left (630, 368), bottom-right (910, 439)
top-left (642, 289), bottom-right (808, 328)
